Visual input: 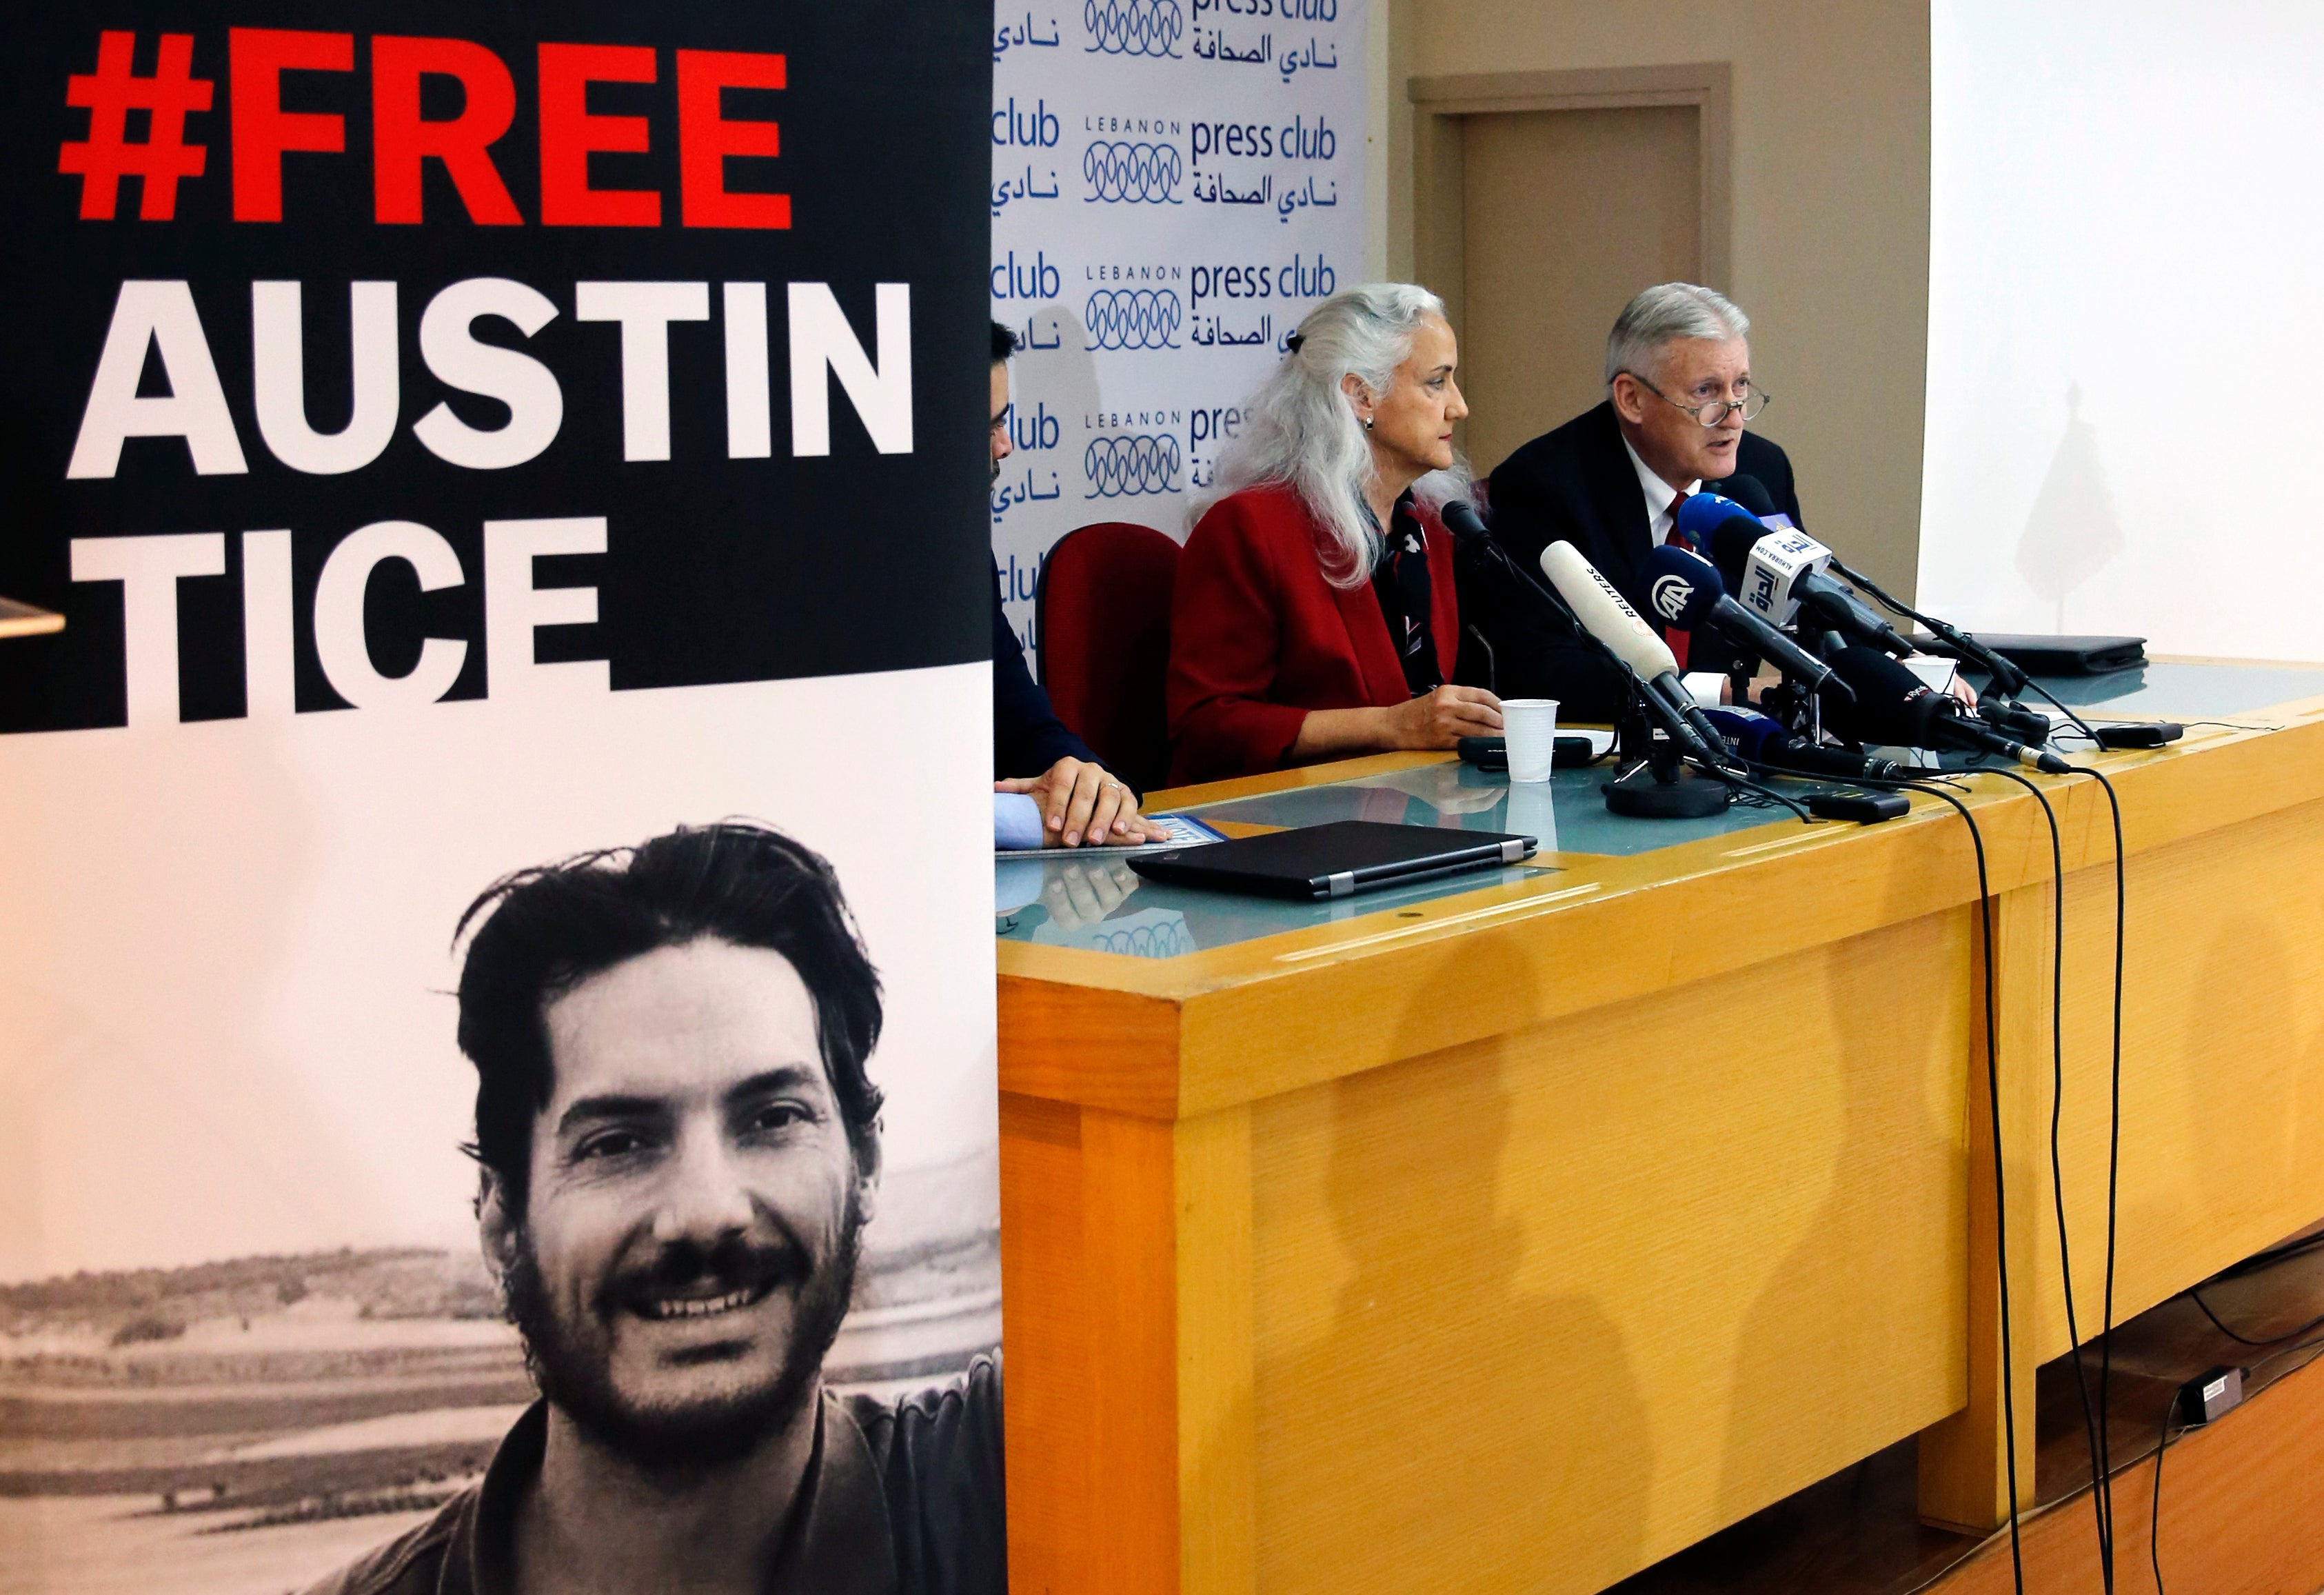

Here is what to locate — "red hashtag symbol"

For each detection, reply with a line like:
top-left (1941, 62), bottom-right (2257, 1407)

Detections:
top-left (59, 32), bottom-right (213, 221)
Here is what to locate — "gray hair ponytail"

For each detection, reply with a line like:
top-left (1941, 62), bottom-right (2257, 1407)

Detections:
top-left (1193, 282), bottom-right (1468, 587)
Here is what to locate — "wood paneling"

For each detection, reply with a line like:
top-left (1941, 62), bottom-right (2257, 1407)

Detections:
top-left (1246, 910), bottom-right (1969, 1592)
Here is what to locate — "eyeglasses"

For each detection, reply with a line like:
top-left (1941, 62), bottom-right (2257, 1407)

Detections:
top-left (1621, 373), bottom-right (1770, 428)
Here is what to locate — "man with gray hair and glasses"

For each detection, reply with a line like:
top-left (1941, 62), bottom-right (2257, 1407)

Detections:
top-left (1460, 283), bottom-right (1801, 719)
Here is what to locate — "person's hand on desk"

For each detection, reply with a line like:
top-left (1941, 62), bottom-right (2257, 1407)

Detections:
top-left (1386, 683), bottom-right (1504, 748)
top-left (1289, 685), bottom-right (1504, 760)
top-left (996, 756), bottom-right (1166, 848)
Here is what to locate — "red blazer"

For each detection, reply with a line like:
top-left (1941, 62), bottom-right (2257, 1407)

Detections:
top-left (1166, 483), bottom-right (1460, 785)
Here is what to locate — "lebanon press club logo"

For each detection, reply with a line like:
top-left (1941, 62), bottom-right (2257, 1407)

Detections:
top-left (1083, 139), bottom-right (1182, 203)
top-left (1085, 0), bottom-right (1184, 57)
top-left (1084, 432), bottom-right (1180, 497)
top-left (1085, 287), bottom-right (1182, 350)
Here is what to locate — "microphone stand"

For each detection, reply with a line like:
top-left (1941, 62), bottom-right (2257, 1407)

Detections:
top-left (1824, 556), bottom-right (2030, 696)
top-left (1445, 516), bottom-right (1739, 817)
top-left (1823, 556), bottom-right (2179, 750)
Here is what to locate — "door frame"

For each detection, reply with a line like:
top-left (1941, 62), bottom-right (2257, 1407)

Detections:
top-left (1406, 64), bottom-right (1735, 344)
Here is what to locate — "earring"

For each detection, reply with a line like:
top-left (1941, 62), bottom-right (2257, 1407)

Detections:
top-left (1362, 415), bottom-right (1374, 431)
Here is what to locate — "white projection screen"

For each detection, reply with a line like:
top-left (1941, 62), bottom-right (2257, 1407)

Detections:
top-left (1920, 1), bottom-right (2324, 661)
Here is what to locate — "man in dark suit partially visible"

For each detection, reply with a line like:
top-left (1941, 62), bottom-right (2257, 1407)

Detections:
top-left (989, 322), bottom-right (1162, 845)
top-left (1465, 283), bottom-right (1801, 721)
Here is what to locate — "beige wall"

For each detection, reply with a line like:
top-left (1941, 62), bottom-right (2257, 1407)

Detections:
top-left (1379, 0), bottom-right (1931, 599)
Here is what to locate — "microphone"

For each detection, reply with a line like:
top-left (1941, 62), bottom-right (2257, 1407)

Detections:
top-left (1440, 496), bottom-right (1673, 710)
top-left (1439, 499), bottom-right (1617, 659)
top-left (1704, 706), bottom-right (1912, 782)
top-left (1639, 543), bottom-right (1854, 703)
top-left (1438, 497), bottom-right (1495, 549)
top-left (1823, 645), bottom-right (2072, 774)
top-left (1699, 518), bottom-right (1915, 656)
top-left (1708, 472), bottom-right (1792, 527)
top-left (1979, 701), bottom-right (2054, 743)
top-left (1537, 540), bottom-right (1726, 765)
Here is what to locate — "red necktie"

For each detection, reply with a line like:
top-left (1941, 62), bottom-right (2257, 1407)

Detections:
top-left (1663, 490), bottom-right (1694, 667)
top-left (1665, 490), bottom-right (1695, 552)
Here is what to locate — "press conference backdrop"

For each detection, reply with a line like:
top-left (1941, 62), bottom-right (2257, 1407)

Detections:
top-left (989, 0), bottom-right (1368, 659)
top-left (1918, 1), bottom-right (2324, 661)
top-left (0, 7), bottom-right (998, 1592)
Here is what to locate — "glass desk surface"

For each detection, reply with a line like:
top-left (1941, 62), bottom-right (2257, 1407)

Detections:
top-left (994, 663), bottom-right (2324, 961)
top-left (994, 760), bottom-right (1783, 959)
top-left (2025, 661), bottom-right (2324, 722)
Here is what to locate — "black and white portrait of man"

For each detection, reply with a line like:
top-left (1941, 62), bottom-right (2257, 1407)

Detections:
top-left (304, 823), bottom-right (1005, 1595)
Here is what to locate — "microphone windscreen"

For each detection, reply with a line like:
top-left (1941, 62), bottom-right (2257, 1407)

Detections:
top-left (1706, 518), bottom-right (1770, 590)
top-left (1439, 499), bottom-right (1488, 542)
top-left (1713, 473), bottom-right (1781, 519)
top-left (1704, 705), bottom-right (1784, 761)
top-left (1674, 492), bottom-right (1758, 547)
top-left (1822, 645), bottom-right (1944, 748)
top-left (1640, 543), bottom-right (1724, 630)
top-left (1539, 540), bottom-right (1680, 680)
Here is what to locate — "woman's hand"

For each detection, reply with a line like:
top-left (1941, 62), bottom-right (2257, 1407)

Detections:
top-left (1382, 685), bottom-right (1503, 749)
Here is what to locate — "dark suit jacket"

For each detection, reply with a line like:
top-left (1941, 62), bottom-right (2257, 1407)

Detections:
top-left (1166, 483), bottom-right (1459, 785)
top-left (994, 563), bottom-right (1100, 781)
top-left (1468, 401), bottom-right (1804, 721)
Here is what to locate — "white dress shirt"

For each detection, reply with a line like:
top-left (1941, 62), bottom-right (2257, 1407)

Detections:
top-left (1621, 434), bottom-right (1701, 548)
top-left (1620, 437), bottom-right (1726, 704)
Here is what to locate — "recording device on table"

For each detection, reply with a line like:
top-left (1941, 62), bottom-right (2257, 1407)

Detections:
top-left (1455, 734), bottom-right (1604, 772)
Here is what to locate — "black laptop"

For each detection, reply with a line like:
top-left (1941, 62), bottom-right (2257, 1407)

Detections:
top-left (1126, 820), bottom-right (1537, 901)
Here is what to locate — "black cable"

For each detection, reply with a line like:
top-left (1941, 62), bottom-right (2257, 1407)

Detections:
top-left (1813, 565), bottom-right (2101, 748)
top-left (1708, 761), bottom-right (1817, 821)
top-left (2068, 762), bottom-right (2129, 1585)
top-left (2149, 1398), bottom-right (2176, 1595)
top-left (2245, 1327), bottom-right (2324, 1379)
top-left (1893, 776), bottom-right (2026, 1594)
top-left (2209, 1228), bottom-right (2324, 1281)
top-left (2187, 1287), bottom-right (2324, 1348)
top-left (2019, 676), bottom-right (2106, 747)
top-left (1981, 765), bottom-right (2114, 1585)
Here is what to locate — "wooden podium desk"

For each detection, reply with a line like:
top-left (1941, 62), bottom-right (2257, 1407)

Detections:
top-left (993, 662), bottom-right (2324, 1595)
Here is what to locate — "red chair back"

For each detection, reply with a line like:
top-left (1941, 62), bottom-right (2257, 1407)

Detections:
top-left (1036, 521), bottom-right (1180, 794)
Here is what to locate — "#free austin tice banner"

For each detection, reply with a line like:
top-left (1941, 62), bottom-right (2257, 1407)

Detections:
top-left (0, 5), bottom-right (1003, 1593)
top-left (988, 0), bottom-right (1368, 660)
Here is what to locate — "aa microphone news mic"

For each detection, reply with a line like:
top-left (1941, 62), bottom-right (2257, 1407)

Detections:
top-left (1703, 707), bottom-right (1912, 782)
top-left (1823, 645), bottom-right (2073, 774)
top-left (1698, 518), bottom-right (1915, 657)
top-left (1537, 540), bottom-right (1725, 765)
top-left (1639, 544), bottom-right (1854, 703)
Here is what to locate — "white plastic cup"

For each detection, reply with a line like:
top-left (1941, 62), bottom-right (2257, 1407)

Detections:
top-left (1502, 698), bottom-right (1562, 783)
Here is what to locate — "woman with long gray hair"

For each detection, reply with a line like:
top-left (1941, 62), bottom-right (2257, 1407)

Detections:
top-left (1163, 283), bottom-right (1503, 784)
